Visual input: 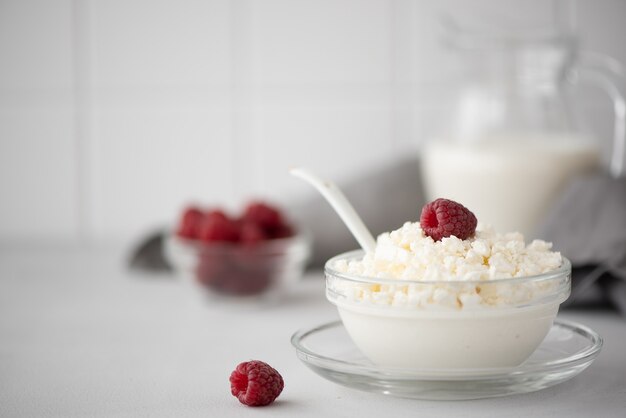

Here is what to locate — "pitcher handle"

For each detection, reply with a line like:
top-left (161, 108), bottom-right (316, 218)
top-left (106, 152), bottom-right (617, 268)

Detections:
top-left (573, 51), bottom-right (626, 178)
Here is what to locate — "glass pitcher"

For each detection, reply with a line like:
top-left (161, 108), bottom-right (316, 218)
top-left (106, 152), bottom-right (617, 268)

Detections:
top-left (420, 19), bottom-right (625, 238)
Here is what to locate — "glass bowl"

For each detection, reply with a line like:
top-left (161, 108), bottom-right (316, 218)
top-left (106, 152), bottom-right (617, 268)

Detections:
top-left (325, 250), bottom-right (571, 369)
top-left (165, 230), bottom-right (311, 300)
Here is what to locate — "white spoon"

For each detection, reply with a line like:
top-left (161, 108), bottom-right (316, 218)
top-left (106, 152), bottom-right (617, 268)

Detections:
top-left (290, 168), bottom-right (376, 253)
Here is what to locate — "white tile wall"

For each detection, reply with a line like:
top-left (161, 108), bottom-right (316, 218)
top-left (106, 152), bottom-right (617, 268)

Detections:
top-left (249, 0), bottom-right (392, 84)
top-left (1, 0), bottom-right (624, 242)
top-left (0, 0), bottom-right (77, 241)
top-left (88, 0), bottom-right (233, 238)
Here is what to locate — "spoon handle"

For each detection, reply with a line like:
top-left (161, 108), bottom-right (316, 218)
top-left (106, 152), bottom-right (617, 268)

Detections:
top-left (290, 168), bottom-right (376, 253)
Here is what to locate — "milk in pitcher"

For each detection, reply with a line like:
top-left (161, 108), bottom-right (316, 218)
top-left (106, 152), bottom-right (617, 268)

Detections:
top-left (421, 134), bottom-right (600, 238)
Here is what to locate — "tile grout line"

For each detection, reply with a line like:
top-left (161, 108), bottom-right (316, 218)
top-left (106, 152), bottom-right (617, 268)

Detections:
top-left (71, 0), bottom-right (93, 243)
top-left (229, 0), bottom-right (260, 205)
top-left (408, 0), bottom-right (420, 151)
top-left (390, 0), bottom-right (399, 154)
top-left (229, 0), bottom-right (244, 206)
top-left (390, 0), bottom-right (415, 156)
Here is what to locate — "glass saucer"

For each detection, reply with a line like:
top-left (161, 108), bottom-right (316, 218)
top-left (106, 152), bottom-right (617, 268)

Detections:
top-left (291, 319), bottom-right (602, 400)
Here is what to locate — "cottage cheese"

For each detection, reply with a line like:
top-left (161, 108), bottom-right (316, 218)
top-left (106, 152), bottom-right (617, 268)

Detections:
top-left (329, 222), bottom-right (562, 310)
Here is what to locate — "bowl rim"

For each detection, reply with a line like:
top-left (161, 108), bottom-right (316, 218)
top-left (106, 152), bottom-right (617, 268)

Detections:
top-left (325, 249), bottom-right (571, 286)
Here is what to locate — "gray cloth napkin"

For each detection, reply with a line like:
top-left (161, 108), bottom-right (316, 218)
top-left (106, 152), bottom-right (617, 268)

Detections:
top-left (536, 174), bottom-right (626, 313)
top-left (286, 157), bottom-right (426, 267)
top-left (128, 231), bottom-right (172, 273)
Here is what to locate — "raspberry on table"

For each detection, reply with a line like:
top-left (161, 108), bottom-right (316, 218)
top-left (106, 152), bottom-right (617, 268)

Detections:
top-left (230, 360), bottom-right (284, 407)
top-left (420, 198), bottom-right (477, 241)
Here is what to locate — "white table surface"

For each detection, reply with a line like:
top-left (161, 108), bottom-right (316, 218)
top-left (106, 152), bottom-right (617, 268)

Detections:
top-left (1, 245), bottom-right (625, 417)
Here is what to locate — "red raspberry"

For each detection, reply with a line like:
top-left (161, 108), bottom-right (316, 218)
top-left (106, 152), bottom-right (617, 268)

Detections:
top-left (221, 269), bottom-right (272, 296)
top-left (242, 202), bottom-right (284, 231)
top-left (205, 209), bottom-right (229, 224)
top-left (270, 224), bottom-right (294, 239)
top-left (239, 221), bottom-right (268, 245)
top-left (176, 206), bottom-right (204, 239)
top-left (194, 253), bottom-right (226, 287)
top-left (419, 198), bottom-right (477, 241)
top-left (230, 360), bottom-right (284, 407)
top-left (198, 211), bottom-right (240, 242)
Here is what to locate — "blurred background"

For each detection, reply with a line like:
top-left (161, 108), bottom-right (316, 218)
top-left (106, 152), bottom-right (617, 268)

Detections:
top-left (1, 0), bottom-right (625, 248)
top-left (1, 2), bottom-right (626, 415)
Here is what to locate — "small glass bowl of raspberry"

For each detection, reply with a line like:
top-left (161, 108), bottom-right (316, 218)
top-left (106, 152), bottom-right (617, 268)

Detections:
top-left (165, 202), bottom-right (311, 300)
